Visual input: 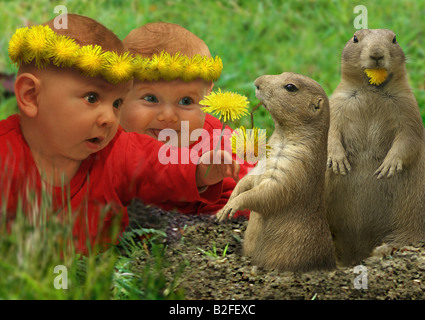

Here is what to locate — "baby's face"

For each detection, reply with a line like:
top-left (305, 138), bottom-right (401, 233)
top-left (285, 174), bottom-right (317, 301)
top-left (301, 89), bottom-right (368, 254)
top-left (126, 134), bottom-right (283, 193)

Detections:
top-left (34, 66), bottom-right (131, 161)
top-left (120, 79), bottom-right (213, 147)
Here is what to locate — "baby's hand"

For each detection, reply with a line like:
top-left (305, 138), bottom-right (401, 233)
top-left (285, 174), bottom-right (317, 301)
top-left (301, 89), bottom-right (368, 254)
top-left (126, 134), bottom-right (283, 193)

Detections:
top-left (196, 150), bottom-right (240, 187)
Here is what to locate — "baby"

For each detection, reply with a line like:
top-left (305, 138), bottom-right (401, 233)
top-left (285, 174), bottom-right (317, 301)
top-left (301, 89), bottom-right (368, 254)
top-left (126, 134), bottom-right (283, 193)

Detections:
top-left (0, 14), bottom-right (239, 254)
top-left (122, 22), bottom-right (254, 216)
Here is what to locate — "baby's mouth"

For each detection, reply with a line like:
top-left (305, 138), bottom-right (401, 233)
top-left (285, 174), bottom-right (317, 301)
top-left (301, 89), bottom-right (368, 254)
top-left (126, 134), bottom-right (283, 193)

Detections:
top-left (149, 128), bottom-right (180, 140)
top-left (87, 137), bottom-right (101, 144)
top-left (86, 136), bottom-right (105, 149)
top-left (149, 129), bottom-right (162, 139)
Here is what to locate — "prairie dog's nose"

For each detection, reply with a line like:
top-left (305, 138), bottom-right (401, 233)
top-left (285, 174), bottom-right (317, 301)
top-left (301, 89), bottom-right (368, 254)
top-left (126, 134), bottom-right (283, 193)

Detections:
top-left (255, 76), bottom-right (267, 90)
top-left (369, 47), bottom-right (385, 61)
top-left (370, 54), bottom-right (384, 61)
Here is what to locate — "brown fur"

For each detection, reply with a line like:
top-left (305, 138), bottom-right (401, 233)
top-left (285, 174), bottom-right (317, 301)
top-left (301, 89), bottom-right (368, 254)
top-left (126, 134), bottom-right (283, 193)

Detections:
top-left (123, 22), bottom-right (211, 58)
top-left (217, 72), bottom-right (336, 272)
top-left (325, 29), bottom-right (425, 266)
top-left (45, 14), bottom-right (126, 53)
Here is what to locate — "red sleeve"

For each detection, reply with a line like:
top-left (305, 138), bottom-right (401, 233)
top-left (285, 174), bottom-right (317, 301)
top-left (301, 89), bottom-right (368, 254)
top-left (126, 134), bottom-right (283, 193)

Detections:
top-left (112, 131), bottom-right (222, 206)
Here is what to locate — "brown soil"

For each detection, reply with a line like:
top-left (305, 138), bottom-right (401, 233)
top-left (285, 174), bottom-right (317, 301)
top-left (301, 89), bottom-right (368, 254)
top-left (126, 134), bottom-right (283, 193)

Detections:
top-left (127, 200), bottom-right (425, 300)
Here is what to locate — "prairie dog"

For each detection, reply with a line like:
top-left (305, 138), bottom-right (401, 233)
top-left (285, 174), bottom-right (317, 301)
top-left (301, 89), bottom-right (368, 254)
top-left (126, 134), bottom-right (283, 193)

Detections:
top-left (217, 72), bottom-right (336, 273)
top-left (326, 29), bottom-right (425, 266)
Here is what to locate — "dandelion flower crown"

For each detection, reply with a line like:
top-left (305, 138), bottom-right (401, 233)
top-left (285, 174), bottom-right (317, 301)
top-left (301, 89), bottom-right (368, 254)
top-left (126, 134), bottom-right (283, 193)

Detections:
top-left (8, 24), bottom-right (134, 84)
top-left (8, 25), bottom-right (224, 84)
top-left (132, 51), bottom-right (223, 83)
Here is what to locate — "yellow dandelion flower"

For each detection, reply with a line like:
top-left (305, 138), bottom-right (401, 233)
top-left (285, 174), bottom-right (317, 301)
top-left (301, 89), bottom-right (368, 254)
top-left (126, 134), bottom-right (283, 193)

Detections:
top-left (47, 35), bottom-right (80, 68)
top-left (210, 56), bottom-right (223, 81)
top-left (102, 51), bottom-right (134, 84)
top-left (75, 45), bottom-right (105, 77)
top-left (146, 53), bottom-right (167, 81)
top-left (200, 89), bottom-right (250, 122)
top-left (8, 27), bottom-right (29, 66)
top-left (164, 52), bottom-right (186, 81)
top-left (181, 54), bottom-right (202, 82)
top-left (156, 51), bottom-right (176, 80)
top-left (198, 56), bottom-right (214, 81)
top-left (23, 25), bottom-right (55, 67)
top-left (144, 66), bottom-right (161, 81)
top-left (231, 126), bottom-right (269, 161)
top-left (365, 68), bottom-right (388, 86)
top-left (151, 51), bottom-right (169, 73)
top-left (133, 55), bottom-right (152, 81)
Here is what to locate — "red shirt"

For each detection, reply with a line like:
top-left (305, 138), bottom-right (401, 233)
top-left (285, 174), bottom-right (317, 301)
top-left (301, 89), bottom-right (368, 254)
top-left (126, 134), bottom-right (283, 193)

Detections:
top-left (156, 114), bottom-right (255, 217)
top-left (0, 115), bottom-right (222, 253)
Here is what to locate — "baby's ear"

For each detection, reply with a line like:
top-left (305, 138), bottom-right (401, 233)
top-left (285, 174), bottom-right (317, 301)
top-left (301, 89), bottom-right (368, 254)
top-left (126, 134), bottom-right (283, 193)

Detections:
top-left (206, 81), bottom-right (214, 95)
top-left (15, 73), bottom-right (41, 118)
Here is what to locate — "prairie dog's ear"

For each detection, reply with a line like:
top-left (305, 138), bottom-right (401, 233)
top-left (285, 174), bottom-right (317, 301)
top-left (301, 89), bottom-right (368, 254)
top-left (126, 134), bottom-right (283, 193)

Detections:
top-left (14, 72), bottom-right (41, 118)
top-left (312, 98), bottom-right (324, 112)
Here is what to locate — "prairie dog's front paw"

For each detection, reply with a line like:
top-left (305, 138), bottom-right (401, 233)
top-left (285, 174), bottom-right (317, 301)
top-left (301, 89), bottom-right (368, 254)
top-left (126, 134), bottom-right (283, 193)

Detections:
top-left (327, 146), bottom-right (351, 175)
top-left (216, 199), bottom-right (241, 222)
top-left (374, 157), bottom-right (403, 179)
top-left (216, 204), bottom-right (234, 222)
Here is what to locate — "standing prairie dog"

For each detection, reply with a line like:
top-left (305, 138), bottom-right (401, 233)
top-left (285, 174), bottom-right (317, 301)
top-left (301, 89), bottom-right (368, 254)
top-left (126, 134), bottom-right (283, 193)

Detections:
top-left (217, 72), bottom-right (336, 273)
top-left (326, 29), bottom-right (425, 266)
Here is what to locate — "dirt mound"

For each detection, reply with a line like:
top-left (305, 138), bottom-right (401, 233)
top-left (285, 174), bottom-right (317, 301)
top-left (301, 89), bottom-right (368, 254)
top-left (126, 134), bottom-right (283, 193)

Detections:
top-left (127, 200), bottom-right (425, 300)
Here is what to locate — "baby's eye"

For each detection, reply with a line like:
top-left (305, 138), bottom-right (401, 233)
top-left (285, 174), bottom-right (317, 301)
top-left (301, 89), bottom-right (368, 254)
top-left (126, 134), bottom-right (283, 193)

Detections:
top-left (113, 99), bottom-right (123, 109)
top-left (179, 97), bottom-right (193, 106)
top-left (85, 92), bottom-right (99, 104)
top-left (143, 95), bottom-right (159, 103)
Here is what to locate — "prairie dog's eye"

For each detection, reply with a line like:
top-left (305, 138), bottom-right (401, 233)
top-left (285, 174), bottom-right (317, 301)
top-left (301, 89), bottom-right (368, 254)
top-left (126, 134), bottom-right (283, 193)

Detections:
top-left (392, 35), bottom-right (397, 44)
top-left (284, 83), bottom-right (298, 92)
top-left (353, 35), bottom-right (359, 43)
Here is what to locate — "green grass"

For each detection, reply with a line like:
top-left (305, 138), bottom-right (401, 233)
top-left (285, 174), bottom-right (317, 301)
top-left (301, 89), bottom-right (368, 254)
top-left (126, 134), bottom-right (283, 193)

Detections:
top-left (0, 0), bottom-right (424, 299)
top-left (0, 180), bottom-right (186, 299)
top-left (0, 206), bottom-right (186, 299)
top-left (197, 241), bottom-right (230, 259)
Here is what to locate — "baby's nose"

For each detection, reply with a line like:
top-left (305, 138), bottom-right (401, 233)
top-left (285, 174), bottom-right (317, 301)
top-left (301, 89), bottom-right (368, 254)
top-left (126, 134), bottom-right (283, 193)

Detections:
top-left (97, 104), bottom-right (117, 128)
top-left (157, 105), bottom-right (179, 123)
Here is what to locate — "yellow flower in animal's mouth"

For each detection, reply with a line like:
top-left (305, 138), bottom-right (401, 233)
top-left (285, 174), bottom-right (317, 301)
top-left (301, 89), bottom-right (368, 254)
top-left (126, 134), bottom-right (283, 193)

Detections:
top-left (365, 68), bottom-right (388, 86)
